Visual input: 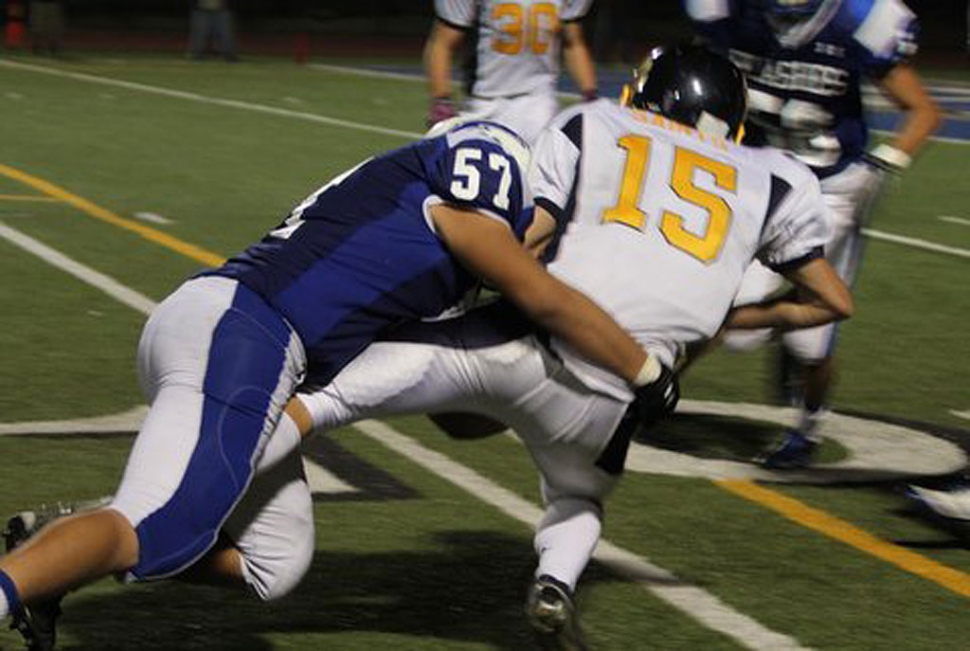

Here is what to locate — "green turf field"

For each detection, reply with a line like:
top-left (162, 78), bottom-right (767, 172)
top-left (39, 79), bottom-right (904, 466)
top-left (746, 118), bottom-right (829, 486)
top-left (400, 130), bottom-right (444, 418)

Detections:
top-left (0, 53), bottom-right (968, 651)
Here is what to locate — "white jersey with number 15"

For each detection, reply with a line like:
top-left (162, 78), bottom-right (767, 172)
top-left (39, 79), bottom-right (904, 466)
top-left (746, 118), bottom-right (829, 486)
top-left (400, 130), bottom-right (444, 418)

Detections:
top-left (531, 99), bottom-right (833, 400)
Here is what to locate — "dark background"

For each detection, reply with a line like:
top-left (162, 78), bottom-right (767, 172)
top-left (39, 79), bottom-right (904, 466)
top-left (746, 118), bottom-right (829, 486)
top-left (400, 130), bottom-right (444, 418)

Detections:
top-left (1, 0), bottom-right (966, 61)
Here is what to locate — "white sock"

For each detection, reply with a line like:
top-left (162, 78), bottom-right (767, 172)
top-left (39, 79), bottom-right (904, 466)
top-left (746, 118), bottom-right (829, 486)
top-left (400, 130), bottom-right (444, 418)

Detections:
top-left (255, 412), bottom-right (302, 474)
top-left (797, 407), bottom-right (827, 443)
top-left (534, 498), bottom-right (603, 592)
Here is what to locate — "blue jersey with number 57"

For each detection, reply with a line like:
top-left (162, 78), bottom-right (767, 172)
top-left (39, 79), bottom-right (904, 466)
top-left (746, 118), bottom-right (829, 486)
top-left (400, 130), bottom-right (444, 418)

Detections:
top-left (206, 121), bottom-right (532, 385)
top-left (685, 0), bottom-right (918, 177)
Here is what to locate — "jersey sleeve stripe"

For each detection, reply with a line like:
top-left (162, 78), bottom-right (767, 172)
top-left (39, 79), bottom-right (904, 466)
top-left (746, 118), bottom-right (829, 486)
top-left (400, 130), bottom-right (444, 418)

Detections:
top-left (762, 173), bottom-right (794, 233)
top-left (562, 113), bottom-right (584, 150)
top-left (768, 245), bottom-right (825, 274)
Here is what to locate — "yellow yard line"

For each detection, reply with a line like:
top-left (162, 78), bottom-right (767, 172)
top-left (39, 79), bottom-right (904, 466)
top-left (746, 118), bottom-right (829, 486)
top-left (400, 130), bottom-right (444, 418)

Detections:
top-left (717, 479), bottom-right (970, 599)
top-left (0, 163), bottom-right (226, 267)
top-left (0, 194), bottom-right (60, 202)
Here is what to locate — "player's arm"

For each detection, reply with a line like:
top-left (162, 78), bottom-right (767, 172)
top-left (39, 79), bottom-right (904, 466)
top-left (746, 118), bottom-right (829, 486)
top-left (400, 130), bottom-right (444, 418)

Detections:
top-left (562, 21), bottom-right (598, 101)
top-left (724, 257), bottom-right (853, 330)
top-left (423, 19), bottom-right (466, 125)
top-left (430, 203), bottom-right (655, 386)
top-left (875, 63), bottom-right (941, 162)
top-left (523, 205), bottom-right (558, 258)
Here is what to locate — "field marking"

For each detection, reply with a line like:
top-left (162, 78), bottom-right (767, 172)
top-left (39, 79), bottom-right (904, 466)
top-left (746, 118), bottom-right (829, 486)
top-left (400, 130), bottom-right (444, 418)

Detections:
top-left (0, 194), bottom-right (59, 202)
top-left (0, 222), bottom-right (158, 314)
top-left (953, 410), bottom-right (970, 421)
top-left (134, 211), bottom-right (174, 225)
top-left (862, 228), bottom-right (970, 259)
top-left (939, 216), bottom-right (970, 227)
top-left (0, 163), bottom-right (224, 267)
top-left (354, 419), bottom-right (812, 651)
top-left (717, 479), bottom-right (970, 599)
top-left (4, 123), bottom-right (970, 626)
top-left (625, 400), bottom-right (966, 484)
top-left (0, 59), bottom-right (424, 141)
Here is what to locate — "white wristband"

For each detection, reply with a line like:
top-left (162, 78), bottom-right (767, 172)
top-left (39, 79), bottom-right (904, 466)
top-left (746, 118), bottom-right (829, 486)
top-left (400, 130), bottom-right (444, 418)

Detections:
top-left (633, 354), bottom-right (661, 387)
top-left (869, 144), bottom-right (912, 170)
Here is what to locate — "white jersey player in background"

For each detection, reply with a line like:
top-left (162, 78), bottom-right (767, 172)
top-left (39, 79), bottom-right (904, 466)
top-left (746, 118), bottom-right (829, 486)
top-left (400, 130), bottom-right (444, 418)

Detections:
top-left (222, 46), bottom-right (851, 650)
top-left (424, 0), bottom-right (599, 144)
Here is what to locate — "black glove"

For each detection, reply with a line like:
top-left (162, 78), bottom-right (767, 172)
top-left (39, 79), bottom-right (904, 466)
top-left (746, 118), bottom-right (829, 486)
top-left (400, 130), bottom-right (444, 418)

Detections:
top-left (633, 364), bottom-right (679, 428)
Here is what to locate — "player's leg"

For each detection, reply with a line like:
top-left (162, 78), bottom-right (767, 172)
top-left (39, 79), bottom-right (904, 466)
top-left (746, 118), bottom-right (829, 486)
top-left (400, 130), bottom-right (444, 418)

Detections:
top-left (763, 166), bottom-right (870, 469)
top-left (493, 360), bottom-right (627, 651)
top-left (186, 445), bottom-right (315, 600)
top-left (1, 278), bottom-right (305, 638)
top-left (462, 92), bottom-right (558, 146)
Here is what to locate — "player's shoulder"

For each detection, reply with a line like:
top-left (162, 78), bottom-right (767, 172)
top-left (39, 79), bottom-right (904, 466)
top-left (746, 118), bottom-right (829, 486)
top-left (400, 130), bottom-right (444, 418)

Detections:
top-left (836, 0), bottom-right (917, 52)
top-left (737, 144), bottom-right (820, 188)
top-left (428, 117), bottom-right (529, 157)
top-left (548, 98), bottom-right (628, 131)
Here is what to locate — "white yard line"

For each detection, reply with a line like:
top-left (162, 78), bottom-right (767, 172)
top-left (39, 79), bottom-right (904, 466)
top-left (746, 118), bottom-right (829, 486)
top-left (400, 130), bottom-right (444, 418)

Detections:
top-left (862, 228), bottom-right (970, 259)
top-left (0, 59), bottom-right (424, 141)
top-left (355, 419), bottom-right (813, 651)
top-left (939, 216), bottom-right (970, 227)
top-left (952, 410), bottom-right (970, 422)
top-left (0, 221), bottom-right (157, 314)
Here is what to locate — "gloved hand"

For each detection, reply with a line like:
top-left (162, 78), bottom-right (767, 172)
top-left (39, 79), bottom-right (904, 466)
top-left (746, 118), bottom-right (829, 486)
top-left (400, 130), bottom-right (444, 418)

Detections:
top-left (838, 144), bottom-right (910, 225)
top-left (427, 96), bottom-right (457, 129)
top-left (633, 362), bottom-right (679, 428)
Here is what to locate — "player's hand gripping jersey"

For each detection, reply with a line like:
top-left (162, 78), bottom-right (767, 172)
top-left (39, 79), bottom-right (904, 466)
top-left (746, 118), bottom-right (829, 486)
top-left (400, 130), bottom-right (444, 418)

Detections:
top-left (685, 0), bottom-right (918, 176)
top-left (208, 121), bottom-right (532, 385)
top-left (436, 0), bottom-right (593, 98)
top-left (532, 100), bottom-right (831, 399)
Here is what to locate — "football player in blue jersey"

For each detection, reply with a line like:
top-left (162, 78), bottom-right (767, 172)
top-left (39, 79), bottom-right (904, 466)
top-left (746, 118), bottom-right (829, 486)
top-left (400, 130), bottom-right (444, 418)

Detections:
top-left (684, 0), bottom-right (941, 468)
top-left (0, 120), bottom-right (674, 649)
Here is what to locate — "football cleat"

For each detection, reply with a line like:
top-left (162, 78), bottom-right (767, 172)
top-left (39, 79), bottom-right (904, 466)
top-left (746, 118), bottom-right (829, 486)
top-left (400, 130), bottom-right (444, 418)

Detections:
top-left (905, 482), bottom-right (970, 525)
top-left (3, 498), bottom-right (109, 651)
top-left (526, 575), bottom-right (588, 651)
top-left (759, 429), bottom-right (818, 470)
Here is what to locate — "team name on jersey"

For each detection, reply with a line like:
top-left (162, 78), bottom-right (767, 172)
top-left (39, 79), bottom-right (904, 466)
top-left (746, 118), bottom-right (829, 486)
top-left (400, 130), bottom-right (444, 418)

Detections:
top-left (730, 49), bottom-right (849, 97)
top-left (631, 111), bottom-right (730, 152)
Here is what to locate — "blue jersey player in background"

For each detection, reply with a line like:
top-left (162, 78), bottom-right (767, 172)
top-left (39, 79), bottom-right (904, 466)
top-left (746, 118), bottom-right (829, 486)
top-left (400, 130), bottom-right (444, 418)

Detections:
top-left (0, 119), bottom-right (673, 650)
top-left (684, 0), bottom-right (941, 469)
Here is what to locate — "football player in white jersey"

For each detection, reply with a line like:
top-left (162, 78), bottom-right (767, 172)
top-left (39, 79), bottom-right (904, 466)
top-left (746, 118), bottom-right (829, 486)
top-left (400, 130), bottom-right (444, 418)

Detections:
top-left (424, 0), bottom-right (599, 144)
top-left (684, 0), bottom-right (942, 468)
top-left (178, 46), bottom-right (852, 650)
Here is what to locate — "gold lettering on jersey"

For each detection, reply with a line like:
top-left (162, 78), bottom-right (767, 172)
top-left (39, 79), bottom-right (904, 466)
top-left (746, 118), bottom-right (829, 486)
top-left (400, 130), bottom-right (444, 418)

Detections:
top-left (492, 2), bottom-right (559, 55)
top-left (660, 148), bottom-right (737, 264)
top-left (602, 134), bottom-right (737, 264)
top-left (632, 112), bottom-right (729, 152)
top-left (601, 134), bottom-right (651, 230)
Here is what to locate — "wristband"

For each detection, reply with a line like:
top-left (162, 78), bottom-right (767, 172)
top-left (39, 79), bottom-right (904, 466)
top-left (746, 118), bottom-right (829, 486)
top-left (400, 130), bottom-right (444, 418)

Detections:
top-left (867, 144), bottom-right (911, 171)
top-left (633, 354), bottom-right (661, 387)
